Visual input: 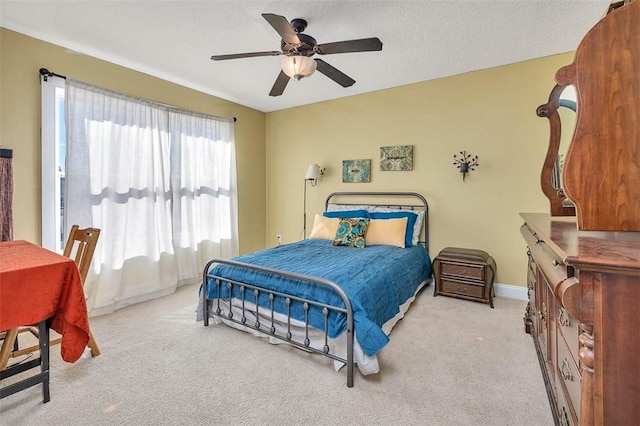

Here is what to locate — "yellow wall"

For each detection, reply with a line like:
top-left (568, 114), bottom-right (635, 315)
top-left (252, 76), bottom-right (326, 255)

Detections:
top-left (0, 28), bottom-right (266, 254)
top-left (1, 27), bottom-right (573, 287)
top-left (266, 53), bottom-right (575, 286)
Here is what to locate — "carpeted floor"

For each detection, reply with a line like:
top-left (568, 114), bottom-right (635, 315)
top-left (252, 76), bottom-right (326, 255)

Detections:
top-left (0, 283), bottom-right (553, 425)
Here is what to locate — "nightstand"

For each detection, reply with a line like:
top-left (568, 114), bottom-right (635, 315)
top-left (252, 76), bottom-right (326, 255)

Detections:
top-left (433, 247), bottom-right (496, 308)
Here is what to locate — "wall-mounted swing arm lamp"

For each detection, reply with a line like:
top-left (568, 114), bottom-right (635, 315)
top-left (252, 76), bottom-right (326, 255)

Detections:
top-left (303, 163), bottom-right (325, 239)
top-left (305, 163), bottom-right (324, 185)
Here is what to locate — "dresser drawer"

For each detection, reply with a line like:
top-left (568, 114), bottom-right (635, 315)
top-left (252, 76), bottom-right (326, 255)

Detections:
top-left (556, 384), bottom-right (577, 426)
top-left (557, 306), bottom-right (579, 364)
top-left (440, 277), bottom-right (485, 298)
top-left (557, 335), bottom-right (581, 420)
top-left (441, 261), bottom-right (485, 281)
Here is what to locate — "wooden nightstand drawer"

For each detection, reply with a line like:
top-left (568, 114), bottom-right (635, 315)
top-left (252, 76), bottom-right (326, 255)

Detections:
top-left (441, 262), bottom-right (485, 280)
top-left (440, 277), bottom-right (485, 298)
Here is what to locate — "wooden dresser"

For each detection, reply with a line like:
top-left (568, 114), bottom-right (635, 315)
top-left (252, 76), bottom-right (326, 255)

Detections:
top-left (521, 213), bottom-right (640, 425)
top-left (523, 2), bottom-right (640, 424)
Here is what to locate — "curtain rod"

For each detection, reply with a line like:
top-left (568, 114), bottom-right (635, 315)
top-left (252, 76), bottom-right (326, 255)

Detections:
top-left (39, 67), bottom-right (237, 122)
top-left (0, 148), bottom-right (13, 159)
top-left (39, 67), bottom-right (66, 81)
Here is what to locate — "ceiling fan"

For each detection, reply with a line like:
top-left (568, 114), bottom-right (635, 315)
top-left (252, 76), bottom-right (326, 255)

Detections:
top-left (210, 13), bottom-right (383, 97)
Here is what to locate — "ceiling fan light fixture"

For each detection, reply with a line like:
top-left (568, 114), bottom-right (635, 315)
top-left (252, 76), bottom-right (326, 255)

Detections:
top-left (281, 55), bottom-right (316, 81)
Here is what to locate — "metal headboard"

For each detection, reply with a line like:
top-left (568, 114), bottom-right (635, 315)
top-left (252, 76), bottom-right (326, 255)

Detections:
top-left (324, 192), bottom-right (429, 251)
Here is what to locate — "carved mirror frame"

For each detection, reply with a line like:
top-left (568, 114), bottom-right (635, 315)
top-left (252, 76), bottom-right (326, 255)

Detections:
top-left (536, 83), bottom-right (576, 217)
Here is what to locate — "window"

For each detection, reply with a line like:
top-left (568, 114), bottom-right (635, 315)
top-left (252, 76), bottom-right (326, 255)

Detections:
top-left (41, 77), bottom-right (239, 315)
top-left (40, 75), bottom-right (66, 252)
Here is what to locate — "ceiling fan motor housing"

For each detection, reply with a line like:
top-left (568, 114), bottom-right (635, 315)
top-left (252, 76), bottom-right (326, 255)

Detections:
top-left (281, 33), bottom-right (317, 56)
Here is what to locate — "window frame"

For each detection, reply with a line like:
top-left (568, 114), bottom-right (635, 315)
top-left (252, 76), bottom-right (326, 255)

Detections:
top-left (41, 75), bottom-right (65, 252)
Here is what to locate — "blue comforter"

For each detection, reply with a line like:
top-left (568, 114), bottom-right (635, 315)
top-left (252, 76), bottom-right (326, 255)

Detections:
top-left (205, 239), bottom-right (432, 356)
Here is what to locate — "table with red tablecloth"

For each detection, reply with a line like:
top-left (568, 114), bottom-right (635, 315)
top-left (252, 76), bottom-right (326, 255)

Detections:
top-left (0, 240), bottom-right (90, 401)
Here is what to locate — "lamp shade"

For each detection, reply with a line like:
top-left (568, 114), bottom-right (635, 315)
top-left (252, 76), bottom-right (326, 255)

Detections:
top-left (281, 56), bottom-right (317, 81)
top-left (305, 164), bottom-right (322, 180)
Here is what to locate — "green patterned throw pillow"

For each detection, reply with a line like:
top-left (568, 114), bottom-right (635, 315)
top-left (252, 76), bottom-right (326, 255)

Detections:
top-left (333, 218), bottom-right (370, 248)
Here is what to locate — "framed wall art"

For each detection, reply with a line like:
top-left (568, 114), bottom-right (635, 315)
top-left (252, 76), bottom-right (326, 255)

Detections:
top-left (380, 145), bottom-right (413, 171)
top-left (342, 159), bottom-right (371, 183)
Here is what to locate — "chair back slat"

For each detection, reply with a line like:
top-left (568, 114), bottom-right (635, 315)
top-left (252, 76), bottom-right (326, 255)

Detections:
top-left (62, 225), bottom-right (100, 284)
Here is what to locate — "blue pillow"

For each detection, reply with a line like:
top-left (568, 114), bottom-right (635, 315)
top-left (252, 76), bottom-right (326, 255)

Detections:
top-left (323, 210), bottom-right (370, 219)
top-left (369, 211), bottom-right (417, 247)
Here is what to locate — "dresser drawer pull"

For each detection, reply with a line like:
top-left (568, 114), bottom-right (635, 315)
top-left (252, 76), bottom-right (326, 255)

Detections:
top-left (561, 357), bottom-right (573, 381)
top-left (558, 307), bottom-right (571, 327)
top-left (559, 406), bottom-right (571, 426)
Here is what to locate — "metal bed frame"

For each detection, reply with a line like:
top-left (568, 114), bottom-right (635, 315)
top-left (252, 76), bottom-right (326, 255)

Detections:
top-left (202, 192), bottom-right (429, 388)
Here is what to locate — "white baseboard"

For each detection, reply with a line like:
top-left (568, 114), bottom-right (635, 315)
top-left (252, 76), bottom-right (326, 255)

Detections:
top-left (494, 283), bottom-right (528, 301)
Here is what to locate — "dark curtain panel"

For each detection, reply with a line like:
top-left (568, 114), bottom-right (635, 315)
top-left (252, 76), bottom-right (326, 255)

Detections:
top-left (0, 150), bottom-right (13, 241)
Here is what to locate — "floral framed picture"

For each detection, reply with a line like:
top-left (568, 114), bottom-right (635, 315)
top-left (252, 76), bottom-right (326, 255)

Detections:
top-left (342, 159), bottom-right (371, 183)
top-left (380, 145), bottom-right (413, 171)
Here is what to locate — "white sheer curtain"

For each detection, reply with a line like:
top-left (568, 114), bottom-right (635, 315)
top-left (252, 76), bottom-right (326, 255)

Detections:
top-left (65, 80), bottom-right (238, 316)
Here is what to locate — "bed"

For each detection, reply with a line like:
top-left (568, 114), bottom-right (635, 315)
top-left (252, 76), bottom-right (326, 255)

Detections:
top-left (199, 192), bottom-right (432, 387)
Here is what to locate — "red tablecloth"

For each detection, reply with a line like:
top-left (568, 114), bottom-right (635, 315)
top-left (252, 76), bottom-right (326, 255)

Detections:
top-left (0, 240), bottom-right (90, 362)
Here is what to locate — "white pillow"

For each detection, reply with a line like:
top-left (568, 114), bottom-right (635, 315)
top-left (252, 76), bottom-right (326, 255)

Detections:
top-left (371, 207), bottom-right (424, 246)
top-left (309, 214), bottom-right (339, 240)
top-left (365, 217), bottom-right (407, 248)
top-left (326, 203), bottom-right (374, 213)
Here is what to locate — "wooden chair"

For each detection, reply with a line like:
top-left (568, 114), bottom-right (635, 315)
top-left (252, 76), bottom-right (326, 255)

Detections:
top-left (2, 225), bottom-right (102, 361)
top-left (59, 225), bottom-right (101, 356)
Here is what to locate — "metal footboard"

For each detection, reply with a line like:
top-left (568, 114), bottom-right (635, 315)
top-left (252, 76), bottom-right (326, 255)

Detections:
top-left (202, 258), bottom-right (355, 387)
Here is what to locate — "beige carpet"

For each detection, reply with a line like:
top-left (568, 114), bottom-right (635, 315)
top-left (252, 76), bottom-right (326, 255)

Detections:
top-left (0, 283), bottom-right (553, 425)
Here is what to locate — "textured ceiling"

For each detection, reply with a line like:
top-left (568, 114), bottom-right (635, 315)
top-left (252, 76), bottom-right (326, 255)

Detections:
top-left (1, 1), bottom-right (611, 113)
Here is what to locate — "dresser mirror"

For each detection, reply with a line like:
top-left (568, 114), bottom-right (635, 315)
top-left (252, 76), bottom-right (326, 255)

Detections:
top-left (537, 83), bottom-right (577, 216)
top-left (555, 86), bottom-right (576, 193)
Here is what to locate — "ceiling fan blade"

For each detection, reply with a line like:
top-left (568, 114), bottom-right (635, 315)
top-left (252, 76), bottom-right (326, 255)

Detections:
top-left (315, 37), bottom-right (383, 55)
top-left (211, 51), bottom-right (282, 61)
top-left (262, 13), bottom-right (301, 46)
top-left (269, 70), bottom-right (290, 97)
top-left (315, 59), bottom-right (355, 88)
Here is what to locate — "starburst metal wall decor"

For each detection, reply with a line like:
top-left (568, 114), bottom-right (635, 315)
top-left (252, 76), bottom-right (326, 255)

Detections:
top-left (453, 151), bottom-right (479, 181)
